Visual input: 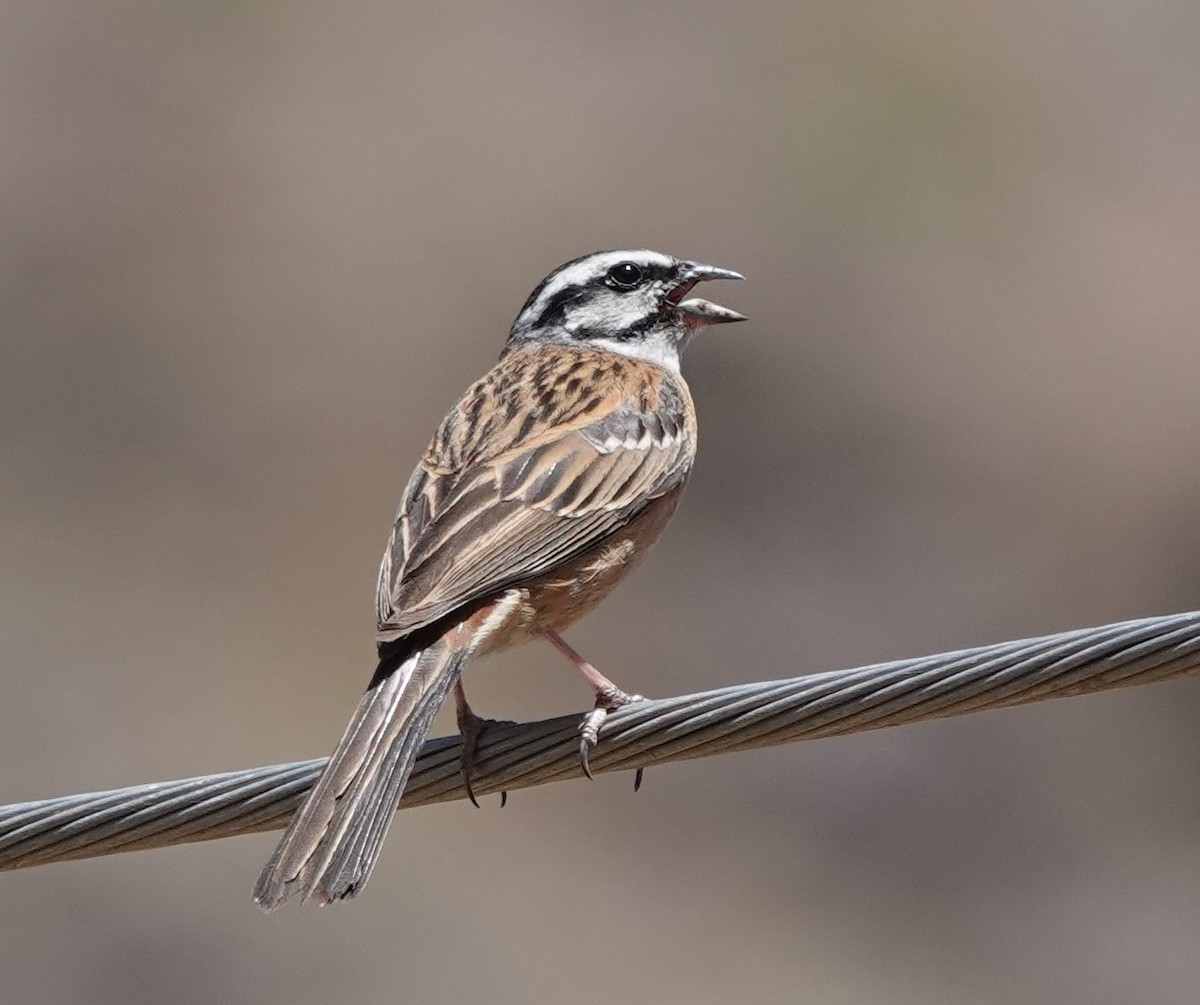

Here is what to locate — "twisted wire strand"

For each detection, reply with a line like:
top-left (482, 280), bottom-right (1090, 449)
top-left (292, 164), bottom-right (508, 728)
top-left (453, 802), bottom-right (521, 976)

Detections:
top-left (3, 611), bottom-right (1199, 873)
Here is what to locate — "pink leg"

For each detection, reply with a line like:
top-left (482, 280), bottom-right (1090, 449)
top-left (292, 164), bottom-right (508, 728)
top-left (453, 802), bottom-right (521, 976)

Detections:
top-left (543, 630), bottom-right (645, 784)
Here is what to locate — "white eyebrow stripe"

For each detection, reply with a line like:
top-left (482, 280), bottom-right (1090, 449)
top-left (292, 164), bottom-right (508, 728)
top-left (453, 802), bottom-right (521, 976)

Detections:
top-left (525, 250), bottom-right (675, 318)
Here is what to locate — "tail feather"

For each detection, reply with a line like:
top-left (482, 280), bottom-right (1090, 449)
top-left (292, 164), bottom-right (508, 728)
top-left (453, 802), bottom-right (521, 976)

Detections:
top-left (321, 654), bottom-right (463, 898)
top-left (252, 631), bottom-right (467, 910)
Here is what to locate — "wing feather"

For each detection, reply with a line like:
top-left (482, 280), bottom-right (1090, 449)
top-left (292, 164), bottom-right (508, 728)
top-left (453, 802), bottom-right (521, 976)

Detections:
top-left (375, 347), bottom-right (694, 639)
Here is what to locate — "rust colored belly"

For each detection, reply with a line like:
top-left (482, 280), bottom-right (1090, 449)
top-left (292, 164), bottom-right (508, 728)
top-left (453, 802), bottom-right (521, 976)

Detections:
top-left (476, 485), bottom-right (684, 654)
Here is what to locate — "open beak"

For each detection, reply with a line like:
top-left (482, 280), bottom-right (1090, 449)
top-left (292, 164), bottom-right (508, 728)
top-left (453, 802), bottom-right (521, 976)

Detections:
top-left (665, 261), bottom-right (747, 326)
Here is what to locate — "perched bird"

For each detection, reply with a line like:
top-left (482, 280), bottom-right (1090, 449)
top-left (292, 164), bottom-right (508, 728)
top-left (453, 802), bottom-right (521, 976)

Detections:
top-left (253, 249), bottom-right (745, 908)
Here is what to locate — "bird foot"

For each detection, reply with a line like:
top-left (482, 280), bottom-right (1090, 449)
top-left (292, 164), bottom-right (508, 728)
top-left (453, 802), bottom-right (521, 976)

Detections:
top-left (458, 710), bottom-right (516, 808)
top-left (578, 685), bottom-right (644, 782)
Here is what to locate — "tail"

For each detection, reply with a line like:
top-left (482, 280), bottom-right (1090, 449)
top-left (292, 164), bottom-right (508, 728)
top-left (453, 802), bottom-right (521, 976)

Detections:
top-left (253, 625), bottom-right (468, 909)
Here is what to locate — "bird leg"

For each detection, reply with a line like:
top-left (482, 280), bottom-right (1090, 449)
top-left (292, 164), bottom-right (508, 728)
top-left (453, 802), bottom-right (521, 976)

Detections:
top-left (453, 680), bottom-right (511, 808)
top-left (543, 630), bottom-right (644, 786)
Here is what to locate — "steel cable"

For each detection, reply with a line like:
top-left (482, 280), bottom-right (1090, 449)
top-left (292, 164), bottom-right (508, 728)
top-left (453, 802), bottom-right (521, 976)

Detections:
top-left (3, 610), bottom-right (1199, 872)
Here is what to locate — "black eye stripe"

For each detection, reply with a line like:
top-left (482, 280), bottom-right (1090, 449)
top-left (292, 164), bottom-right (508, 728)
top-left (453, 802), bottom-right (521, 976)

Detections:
top-left (510, 253), bottom-right (683, 340)
top-left (527, 284), bottom-right (589, 332)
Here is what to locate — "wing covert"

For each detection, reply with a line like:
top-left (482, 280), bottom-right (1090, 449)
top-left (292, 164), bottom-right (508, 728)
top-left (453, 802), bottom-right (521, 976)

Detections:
top-left (374, 348), bottom-right (694, 639)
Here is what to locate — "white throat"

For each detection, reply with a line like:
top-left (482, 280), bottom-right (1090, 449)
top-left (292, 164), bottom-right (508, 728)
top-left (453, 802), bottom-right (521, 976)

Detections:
top-left (585, 334), bottom-right (684, 373)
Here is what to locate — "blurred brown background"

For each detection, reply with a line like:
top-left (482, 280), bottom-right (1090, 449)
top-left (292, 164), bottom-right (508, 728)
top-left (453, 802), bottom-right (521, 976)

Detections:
top-left (4, 2), bottom-right (1200, 1003)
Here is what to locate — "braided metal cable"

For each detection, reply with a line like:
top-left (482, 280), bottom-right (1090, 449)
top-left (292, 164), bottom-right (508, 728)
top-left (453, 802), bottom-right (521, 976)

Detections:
top-left (3, 611), bottom-right (1199, 873)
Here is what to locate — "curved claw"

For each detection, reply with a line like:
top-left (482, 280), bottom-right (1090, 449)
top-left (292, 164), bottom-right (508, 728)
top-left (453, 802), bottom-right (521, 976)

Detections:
top-left (461, 769), bottom-right (506, 809)
top-left (578, 704), bottom-right (608, 779)
top-left (579, 737), bottom-right (596, 781)
top-left (462, 769), bottom-right (482, 810)
top-left (634, 767), bottom-right (644, 792)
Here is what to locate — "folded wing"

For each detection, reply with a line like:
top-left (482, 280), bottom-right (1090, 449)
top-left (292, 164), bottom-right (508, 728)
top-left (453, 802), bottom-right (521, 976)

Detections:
top-left (375, 351), bottom-right (693, 640)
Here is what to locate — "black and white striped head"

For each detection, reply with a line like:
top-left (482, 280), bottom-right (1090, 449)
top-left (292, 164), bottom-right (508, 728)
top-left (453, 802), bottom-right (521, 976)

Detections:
top-left (506, 250), bottom-right (745, 372)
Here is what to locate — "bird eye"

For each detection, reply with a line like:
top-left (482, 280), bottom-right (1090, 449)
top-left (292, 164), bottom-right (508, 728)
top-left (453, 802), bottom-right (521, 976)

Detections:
top-left (605, 262), bottom-right (644, 289)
